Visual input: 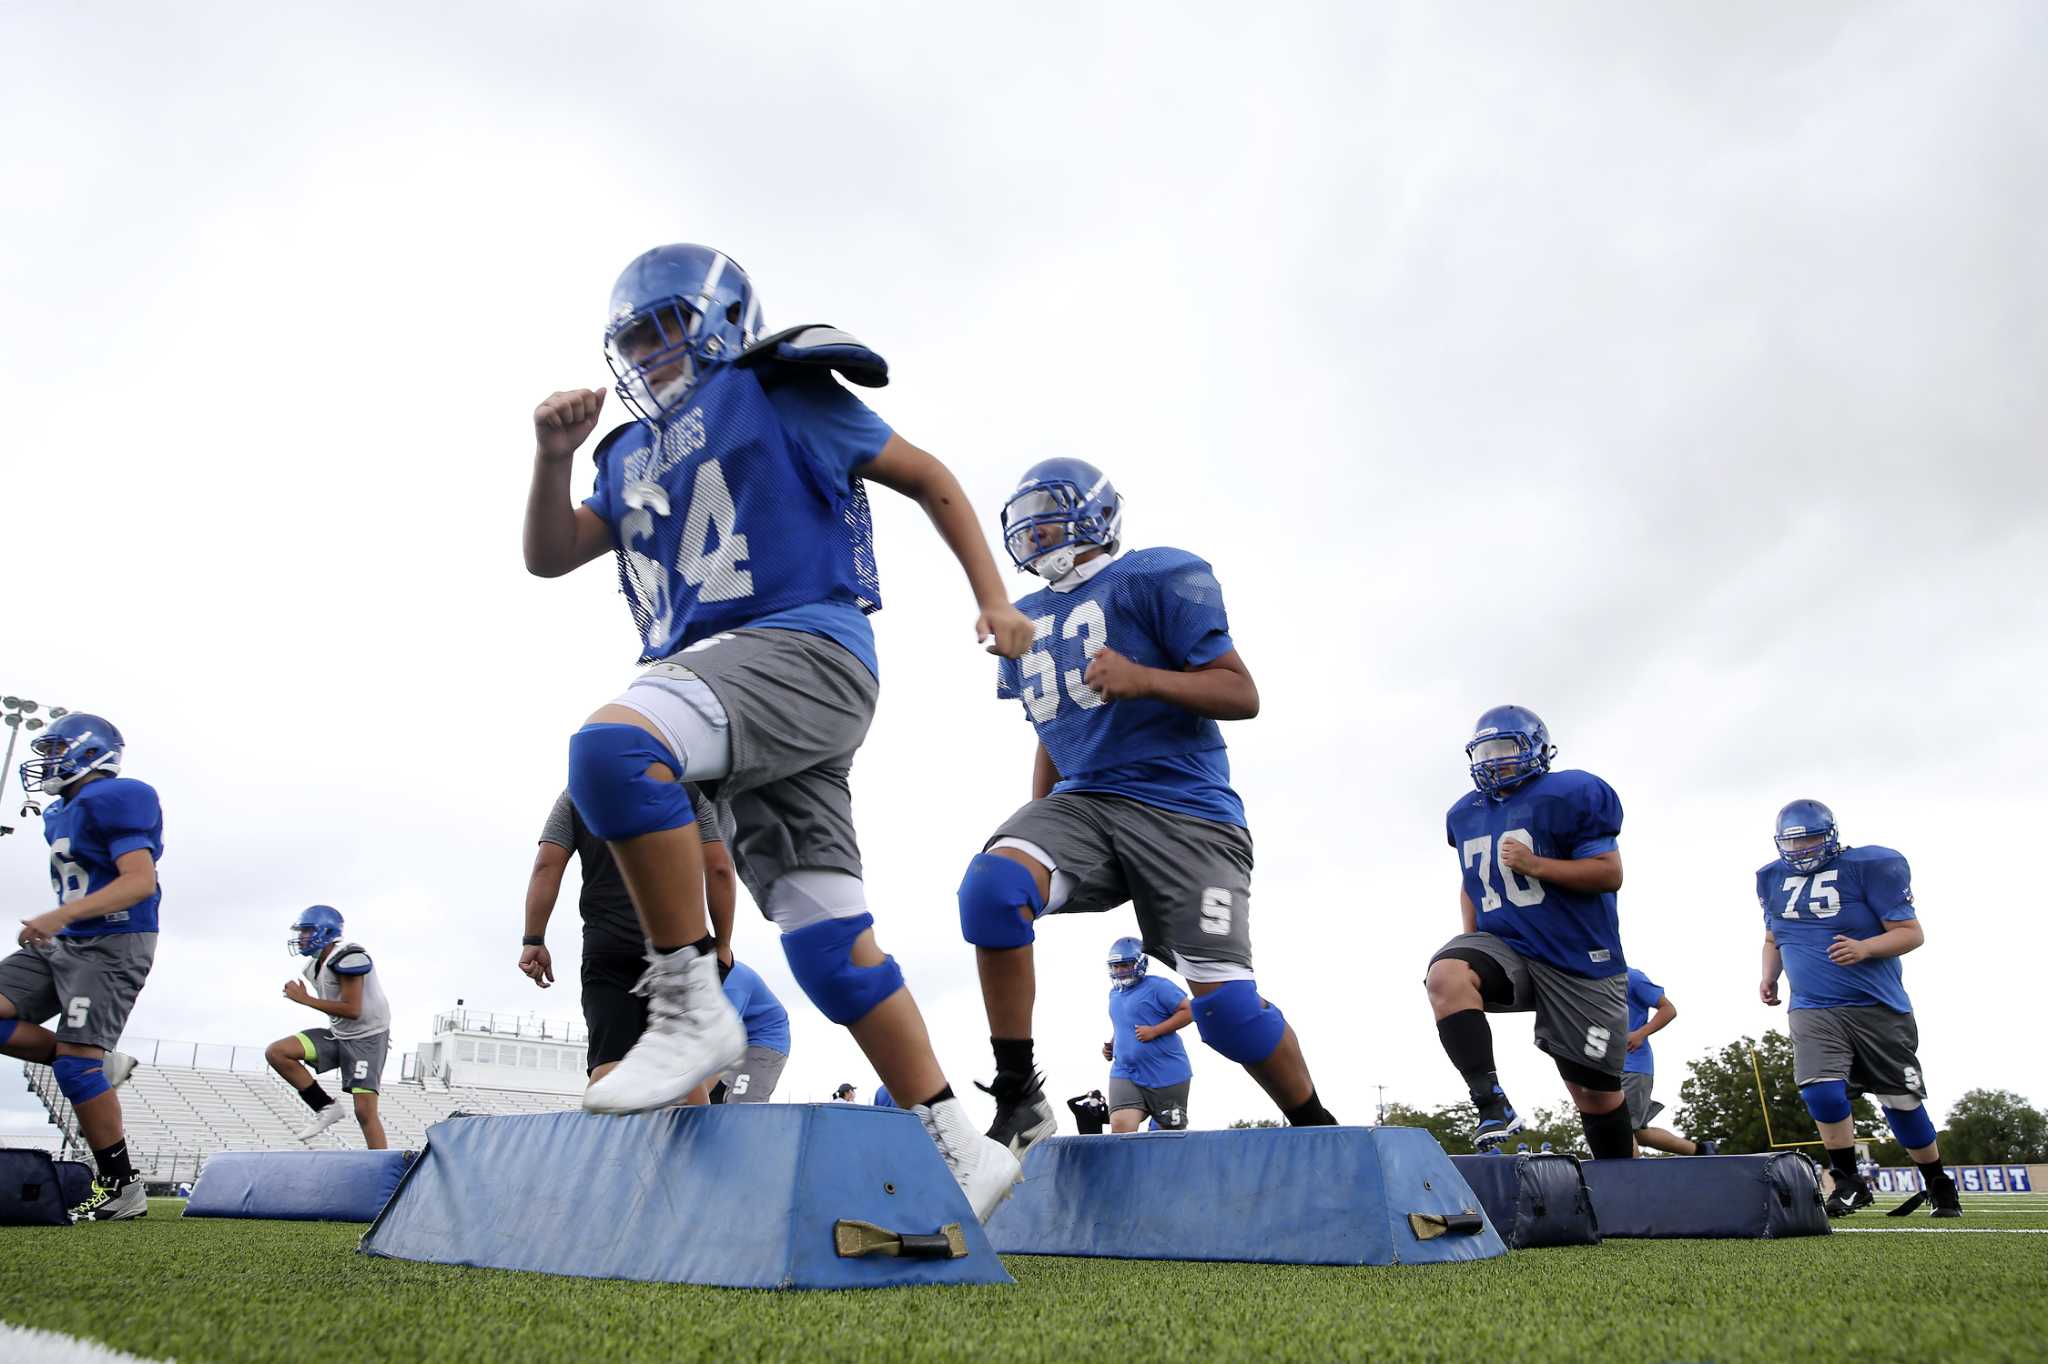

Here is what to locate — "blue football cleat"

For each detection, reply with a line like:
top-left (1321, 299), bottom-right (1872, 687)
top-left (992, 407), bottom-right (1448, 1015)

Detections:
top-left (1474, 1103), bottom-right (1525, 1151)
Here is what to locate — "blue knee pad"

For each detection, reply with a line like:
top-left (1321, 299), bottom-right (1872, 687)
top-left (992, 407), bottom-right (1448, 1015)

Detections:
top-left (566, 723), bottom-right (696, 841)
top-left (1799, 1079), bottom-right (1853, 1124)
top-left (52, 1054), bottom-right (111, 1105)
top-left (781, 912), bottom-right (906, 1025)
top-left (957, 854), bottom-right (1043, 949)
top-left (1882, 1101), bottom-right (1937, 1149)
top-left (1191, 979), bottom-right (1287, 1066)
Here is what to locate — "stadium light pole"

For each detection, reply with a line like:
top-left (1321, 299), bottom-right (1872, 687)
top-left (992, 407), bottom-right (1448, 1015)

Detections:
top-left (1, 695), bottom-right (70, 839)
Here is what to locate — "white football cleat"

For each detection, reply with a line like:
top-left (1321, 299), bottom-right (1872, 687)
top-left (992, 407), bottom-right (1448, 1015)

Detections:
top-left (101, 1050), bottom-right (138, 1090)
top-left (584, 949), bottom-right (744, 1114)
top-left (916, 1096), bottom-right (1023, 1224)
top-left (294, 1103), bottom-right (349, 1142)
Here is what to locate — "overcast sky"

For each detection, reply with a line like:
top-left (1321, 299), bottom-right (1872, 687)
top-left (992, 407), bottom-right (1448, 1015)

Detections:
top-left (3, 1), bottom-right (2043, 1138)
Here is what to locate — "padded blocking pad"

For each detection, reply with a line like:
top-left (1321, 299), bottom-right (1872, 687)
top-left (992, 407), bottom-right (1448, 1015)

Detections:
top-left (185, 1149), bottom-right (414, 1222)
top-left (54, 1159), bottom-right (92, 1209)
top-left (1450, 1154), bottom-right (1601, 1249)
top-left (360, 1106), bottom-right (1013, 1289)
top-left (1, 1147), bottom-right (74, 1226)
top-left (1579, 1153), bottom-right (1829, 1238)
top-left (987, 1126), bottom-right (1505, 1265)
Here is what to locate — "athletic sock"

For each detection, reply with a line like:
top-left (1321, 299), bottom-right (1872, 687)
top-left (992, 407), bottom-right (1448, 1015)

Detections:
top-left (1282, 1089), bottom-right (1337, 1127)
top-left (1435, 1010), bottom-right (1500, 1103)
top-left (92, 1138), bottom-right (135, 1186)
top-left (1825, 1146), bottom-right (1861, 1181)
top-left (299, 1082), bottom-right (335, 1112)
top-left (1916, 1157), bottom-right (1953, 1189)
top-left (991, 1037), bottom-right (1035, 1081)
top-left (650, 935), bottom-right (716, 958)
top-left (1580, 1104), bottom-right (1635, 1160)
top-left (917, 1085), bottom-right (956, 1109)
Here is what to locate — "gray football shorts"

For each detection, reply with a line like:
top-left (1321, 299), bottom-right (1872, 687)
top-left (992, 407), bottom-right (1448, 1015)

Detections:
top-left (631, 628), bottom-right (878, 906)
top-left (1621, 1071), bottom-right (1665, 1130)
top-left (1789, 1005), bottom-right (1926, 1098)
top-left (1430, 932), bottom-right (1629, 1078)
top-left (297, 1027), bottom-right (391, 1095)
top-left (718, 1045), bottom-right (788, 1103)
top-left (1107, 1076), bottom-right (1191, 1130)
top-left (0, 932), bottom-right (156, 1050)
top-left (987, 792), bottom-right (1254, 980)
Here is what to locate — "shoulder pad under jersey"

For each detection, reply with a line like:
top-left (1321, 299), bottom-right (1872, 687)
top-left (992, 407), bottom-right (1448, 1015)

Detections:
top-left (735, 325), bottom-right (889, 388)
top-left (329, 944), bottom-right (374, 976)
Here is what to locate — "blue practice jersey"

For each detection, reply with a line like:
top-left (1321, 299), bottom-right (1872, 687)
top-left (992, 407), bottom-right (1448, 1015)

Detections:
top-left (44, 777), bottom-right (163, 937)
top-left (996, 548), bottom-right (1243, 827)
top-left (1624, 967), bottom-right (1663, 1076)
top-left (1757, 844), bottom-right (1916, 1014)
top-left (1446, 768), bottom-right (1625, 978)
top-left (584, 363), bottom-right (891, 674)
top-left (721, 960), bottom-right (791, 1053)
top-left (873, 1085), bottom-right (895, 1108)
top-left (1108, 975), bottom-right (1192, 1089)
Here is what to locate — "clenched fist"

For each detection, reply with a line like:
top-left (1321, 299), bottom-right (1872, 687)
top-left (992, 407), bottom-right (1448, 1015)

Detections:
top-left (978, 602), bottom-right (1035, 659)
top-left (534, 388), bottom-right (608, 461)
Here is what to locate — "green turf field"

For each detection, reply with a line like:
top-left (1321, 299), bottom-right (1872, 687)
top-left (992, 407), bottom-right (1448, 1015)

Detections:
top-left (3, 1193), bottom-right (2043, 1363)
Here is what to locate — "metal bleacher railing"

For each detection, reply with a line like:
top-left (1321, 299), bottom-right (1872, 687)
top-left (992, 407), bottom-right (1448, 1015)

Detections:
top-left (16, 1034), bottom-right (578, 1185)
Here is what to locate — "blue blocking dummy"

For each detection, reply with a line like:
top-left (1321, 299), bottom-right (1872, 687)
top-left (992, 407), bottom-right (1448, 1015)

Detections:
top-left (184, 1149), bottom-right (413, 1221)
top-left (986, 1126), bottom-right (1505, 1265)
top-left (1449, 1153), bottom-right (1601, 1249)
top-left (0, 1147), bottom-right (76, 1226)
top-left (1578, 1153), bottom-right (1828, 1238)
top-left (359, 1106), bottom-right (1014, 1290)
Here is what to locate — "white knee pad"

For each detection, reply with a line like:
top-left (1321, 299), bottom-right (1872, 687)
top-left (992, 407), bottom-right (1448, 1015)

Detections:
top-left (612, 663), bottom-right (732, 782)
top-left (766, 869), bottom-right (870, 932)
top-left (986, 837), bottom-right (1077, 910)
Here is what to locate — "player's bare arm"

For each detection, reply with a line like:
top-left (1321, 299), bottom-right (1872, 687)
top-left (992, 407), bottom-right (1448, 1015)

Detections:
top-left (854, 434), bottom-right (1032, 657)
top-left (1135, 998), bottom-right (1193, 1043)
top-left (1031, 741), bottom-right (1060, 801)
top-left (1629, 994), bottom-right (1676, 1051)
top-left (523, 387), bottom-right (616, 577)
top-left (1083, 647), bottom-right (1259, 719)
top-left (521, 840), bottom-right (570, 988)
top-left (283, 974), bottom-right (364, 1020)
top-left (1759, 930), bottom-right (1782, 1005)
top-left (17, 848), bottom-right (157, 947)
top-left (1827, 916), bottom-right (1923, 965)
top-left (1497, 837), bottom-right (1622, 894)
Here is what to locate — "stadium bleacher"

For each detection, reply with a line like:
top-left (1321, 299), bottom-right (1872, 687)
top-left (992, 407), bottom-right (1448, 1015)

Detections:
top-left (17, 1043), bottom-right (576, 1184)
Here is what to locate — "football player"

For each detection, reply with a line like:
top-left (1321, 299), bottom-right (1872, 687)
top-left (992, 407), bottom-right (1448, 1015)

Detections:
top-left (710, 955), bottom-right (789, 1104)
top-left (1759, 799), bottom-right (1958, 1218)
top-left (0, 713), bottom-right (154, 1220)
top-left (1424, 706), bottom-right (1636, 1159)
top-left (1621, 966), bottom-right (1716, 1156)
top-left (265, 906), bottom-right (391, 1149)
top-left (524, 783), bottom-right (736, 1086)
top-left (961, 458), bottom-right (1336, 1156)
top-left (522, 243), bottom-right (1031, 1219)
top-left (1101, 938), bottom-right (1192, 1133)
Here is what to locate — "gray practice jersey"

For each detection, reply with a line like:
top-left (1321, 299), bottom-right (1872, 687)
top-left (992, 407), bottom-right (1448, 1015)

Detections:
top-left (305, 940), bottom-right (390, 1039)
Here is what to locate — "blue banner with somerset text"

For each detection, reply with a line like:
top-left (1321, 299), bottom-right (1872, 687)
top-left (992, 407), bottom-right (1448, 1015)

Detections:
top-left (1872, 1165), bottom-right (2033, 1194)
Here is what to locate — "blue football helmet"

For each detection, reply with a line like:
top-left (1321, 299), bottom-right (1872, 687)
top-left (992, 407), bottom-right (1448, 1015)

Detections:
top-left (19, 712), bottom-right (123, 795)
top-left (1107, 936), bottom-right (1147, 989)
top-left (289, 905), bottom-right (345, 958)
top-left (1466, 705), bottom-right (1556, 800)
top-left (603, 244), bottom-right (765, 425)
top-left (1774, 799), bottom-right (1841, 874)
top-left (1001, 458), bottom-right (1123, 582)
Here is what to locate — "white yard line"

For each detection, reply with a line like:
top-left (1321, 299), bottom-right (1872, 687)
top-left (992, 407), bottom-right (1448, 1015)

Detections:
top-left (1835, 1220), bottom-right (2048, 1228)
top-left (0, 1322), bottom-right (172, 1364)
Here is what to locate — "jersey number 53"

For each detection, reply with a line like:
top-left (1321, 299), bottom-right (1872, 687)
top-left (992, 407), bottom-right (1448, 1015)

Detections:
top-left (1018, 601), bottom-right (1110, 722)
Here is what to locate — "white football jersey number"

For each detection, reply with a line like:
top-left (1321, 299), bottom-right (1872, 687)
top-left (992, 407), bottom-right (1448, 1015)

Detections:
top-left (1460, 832), bottom-right (1546, 912)
top-left (1018, 601), bottom-right (1111, 722)
top-left (621, 457), bottom-right (755, 644)
top-left (48, 838), bottom-right (89, 905)
top-left (1778, 871), bottom-right (1840, 919)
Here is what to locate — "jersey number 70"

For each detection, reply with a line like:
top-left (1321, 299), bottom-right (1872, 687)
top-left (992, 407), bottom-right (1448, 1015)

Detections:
top-left (1461, 833), bottom-right (1546, 910)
